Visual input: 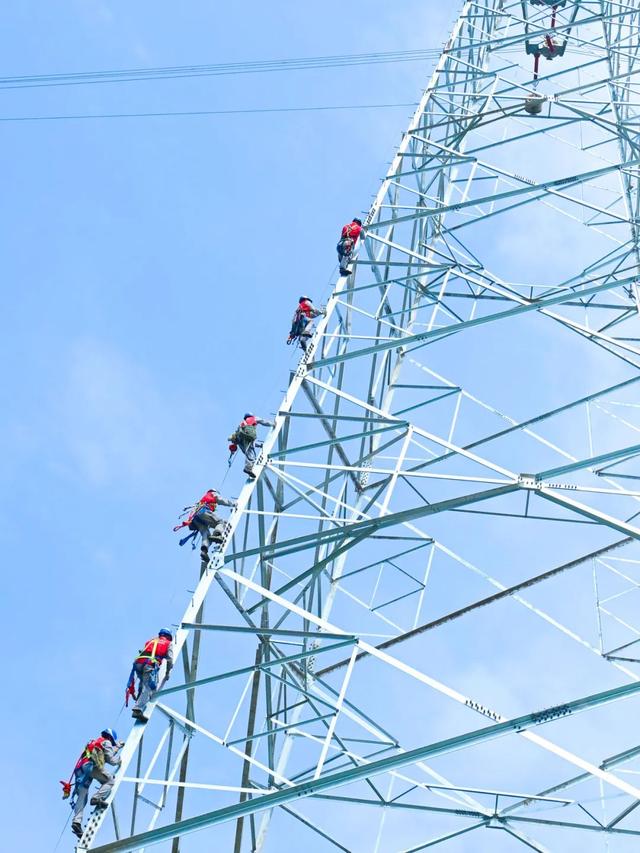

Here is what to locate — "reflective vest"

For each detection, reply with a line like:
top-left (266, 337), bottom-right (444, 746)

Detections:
top-left (135, 637), bottom-right (171, 666)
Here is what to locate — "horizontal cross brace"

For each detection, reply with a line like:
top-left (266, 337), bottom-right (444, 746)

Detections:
top-left (89, 677), bottom-right (640, 852)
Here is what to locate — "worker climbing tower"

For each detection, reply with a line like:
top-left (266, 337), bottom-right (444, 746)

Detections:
top-left (79, 2), bottom-right (640, 851)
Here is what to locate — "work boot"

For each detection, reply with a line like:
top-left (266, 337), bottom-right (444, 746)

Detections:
top-left (245, 469), bottom-right (257, 480)
top-left (90, 798), bottom-right (107, 809)
top-left (132, 708), bottom-right (149, 723)
top-left (339, 267), bottom-right (351, 277)
top-left (200, 544), bottom-right (209, 560)
top-left (71, 821), bottom-right (83, 839)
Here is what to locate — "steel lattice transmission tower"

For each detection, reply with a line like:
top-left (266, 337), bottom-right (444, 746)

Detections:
top-left (78, 2), bottom-right (640, 851)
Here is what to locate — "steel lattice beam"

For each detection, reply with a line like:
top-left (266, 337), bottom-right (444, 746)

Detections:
top-left (79, 2), bottom-right (640, 851)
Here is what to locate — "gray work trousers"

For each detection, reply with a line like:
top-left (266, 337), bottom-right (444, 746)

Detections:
top-left (337, 238), bottom-right (353, 269)
top-left (191, 509), bottom-right (227, 548)
top-left (299, 317), bottom-right (313, 351)
top-left (73, 766), bottom-right (114, 821)
top-left (237, 437), bottom-right (257, 473)
top-left (133, 661), bottom-right (159, 713)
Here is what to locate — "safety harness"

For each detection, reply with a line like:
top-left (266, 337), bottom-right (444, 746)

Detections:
top-left (60, 738), bottom-right (107, 804)
top-left (173, 506), bottom-right (199, 548)
top-left (173, 492), bottom-right (219, 548)
top-left (287, 306), bottom-right (308, 344)
top-left (125, 638), bottom-right (170, 706)
top-left (125, 669), bottom-right (138, 707)
top-left (137, 638), bottom-right (169, 666)
top-left (338, 222), bottom-right (360, 257)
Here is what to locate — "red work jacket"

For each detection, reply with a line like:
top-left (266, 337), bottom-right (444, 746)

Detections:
top-left (135, 636), bottom-right (171, 666)
top-left (199, 490), bottom-right (218, 511)
top-left (341, 221), bottom-right (362, 241)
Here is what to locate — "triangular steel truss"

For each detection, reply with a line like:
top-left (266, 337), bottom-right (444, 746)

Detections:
top-left (79, 2), bottom-right (640, 851)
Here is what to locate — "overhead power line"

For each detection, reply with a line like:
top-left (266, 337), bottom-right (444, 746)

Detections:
top-left (0, 101), bottom-right (417, 123)
top-left (0, 49), bottom-right (441, 91)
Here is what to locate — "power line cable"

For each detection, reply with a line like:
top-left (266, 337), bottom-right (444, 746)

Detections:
top-left (0, 101), bottom-right (417, 123)
top-left (0, 44), bottom-right (600, 95)
top-left (0, 49), bottom-right (441, 91)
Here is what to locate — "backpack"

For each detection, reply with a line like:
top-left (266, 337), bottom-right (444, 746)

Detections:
top-left (83, 739), bottom-right (106, 771)
top-left (60, 736), bottom-right (106, 801)
top-left (238, 422), bottom-right (257, 441)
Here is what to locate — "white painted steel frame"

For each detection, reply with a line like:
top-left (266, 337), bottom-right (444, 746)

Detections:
top-left (78, 1), bottom-right (640, 851)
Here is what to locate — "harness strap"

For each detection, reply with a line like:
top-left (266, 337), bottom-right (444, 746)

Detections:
top-left (125, 665), bottom-right (138, 706)
top-left (137, 639), bottom-right (162, 664)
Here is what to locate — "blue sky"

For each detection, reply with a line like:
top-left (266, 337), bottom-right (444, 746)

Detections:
top-left (5, 4), bottom-right (640, 853)
top-left (0, 2), bottom-right (456, 850)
